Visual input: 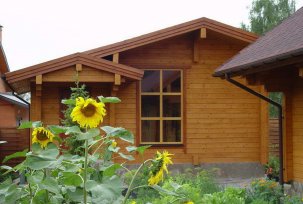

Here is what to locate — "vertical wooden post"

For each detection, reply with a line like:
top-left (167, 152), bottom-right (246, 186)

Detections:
top-left (35, 75), bottom-right (42, 121)
top-left (260, 85), bottom-right (269, 164)
top-left (283, 90), bottom-right (293, 181)
top-left (110, 53), bottom-right (120, 126)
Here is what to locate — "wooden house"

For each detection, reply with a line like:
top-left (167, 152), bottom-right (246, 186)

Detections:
top-left (4, 18), bottom-right (269, 170)
top-left (214, 7), bottom-right (303, 187)
top-left (0, 27), bottom-right (29, 166)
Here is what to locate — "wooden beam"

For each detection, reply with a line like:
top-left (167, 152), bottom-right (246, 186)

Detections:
top-left (76, 64), bottom-right (82, 72)
top-left (114, 74), bottom-right (121, 85)
top-left (299, 67), bottom-right (303, 77)
top-left (113, 53), bottom-right (119, 63)
top-left (259, 85), bottom-right (269, 164)
top-left (36, 75), bottom-right (42, 85)
top-left (200, 27), bottom-right (207, 38)
top-left (109, 89), bottom-right (117, 126)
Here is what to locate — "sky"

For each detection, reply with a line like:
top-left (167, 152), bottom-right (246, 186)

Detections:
top-left (1, 0), bottom-right (303, 71)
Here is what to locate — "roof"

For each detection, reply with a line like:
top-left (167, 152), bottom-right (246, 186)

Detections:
top-left (5, 17), bottom-right (257, 94)
top-left (0, 92), bottom-right (28, 108)
top-left (84, 17), bottom-right (258, 58)
top-left (5, 53), bottom-right (144, 83)
top-left (214, 7), bottom-right (303, 77)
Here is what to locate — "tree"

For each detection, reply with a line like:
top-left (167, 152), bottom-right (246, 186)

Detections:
top-left (241, 0), bottom-right (296, 118)
top-left (241, 0), bottom-right (296, 35)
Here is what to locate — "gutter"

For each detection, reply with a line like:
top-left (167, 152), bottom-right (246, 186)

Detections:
top-left (1, 75), bottom-right (30, 105)
top-left (225, 74), bottom-right (284, 187)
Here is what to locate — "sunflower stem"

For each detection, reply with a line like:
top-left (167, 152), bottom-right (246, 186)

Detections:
top-left (122, 159), bottom-right (152, 204)
top-left (83, 139), bottom-right (89, 204)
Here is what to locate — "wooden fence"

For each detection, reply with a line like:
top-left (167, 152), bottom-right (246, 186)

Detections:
top-left (0, 128), bottom-right (29, 167)
top-left (269, 118), bottom-right (279, 157)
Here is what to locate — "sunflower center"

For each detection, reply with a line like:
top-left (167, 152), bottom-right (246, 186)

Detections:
top-left (81, 104), bottom-right (96, 117)
top-left (37, 132), bottom-right (49, 141)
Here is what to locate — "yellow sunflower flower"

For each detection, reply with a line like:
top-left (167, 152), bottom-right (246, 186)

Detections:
top-left (184, 201), bottom-right (194, 204)
top-left (148, 151), bottom-right (173, 185)
top-left (71, 97), bottom-right (106, 128)
top-left (111, 140), bottom-right (117, 148)
top-left (32, 127), bottom-right (54, 148)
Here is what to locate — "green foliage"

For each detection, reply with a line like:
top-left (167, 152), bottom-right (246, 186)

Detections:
top-left (264, 156), bottom-right (280, 179)
top-left (269, 92), bottom-right (283, 118)
top-left (241, 0), bottom-right (296, 35)
top-left (61, 83), bottom-right (89, 155)
top-left (246, 179), bottom-right (283, 204)
top-left (201, 187), bottom-right (246, 204)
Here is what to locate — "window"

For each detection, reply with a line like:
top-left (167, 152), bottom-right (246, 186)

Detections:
top-left (140, 70), bottom-right (183, 144)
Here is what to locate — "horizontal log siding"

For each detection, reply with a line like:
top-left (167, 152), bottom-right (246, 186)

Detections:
top-left (292, 79), bottom-right (303, 181)
top-left (118, 33), bottom-right (262, 164)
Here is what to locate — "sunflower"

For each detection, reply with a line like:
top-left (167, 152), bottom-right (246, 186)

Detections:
top-left (71, 97), bottom-right (106, 128)
top-left (148, 151), bottom-right (173, 185)
top-left (32, 127), bottom-right (54, 148)
top-left (184, 202), bottom-right (194, 204)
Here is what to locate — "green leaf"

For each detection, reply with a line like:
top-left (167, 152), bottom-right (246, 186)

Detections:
top-left (18, 121), bottom-right (42, 129)
top-left (76, 128), bottom-right (100, 140)
top-left (87, 176), bottom-right (123, 203)
top-left (65, 126), bottom-right (81, 135)
top-left (27, 171), bottom-right (44, 184)
top-left (101, 164), bottom-right (122, 177)
top-left (32, 189), bottom-right (48, 204)
top-left (125, 146), bottom-right (137, 152)
top-left (0, 178), bottom-right (12, 194)
top-left (125, 145), bottom-right (151, 155)
top-left (108, 145), bottom-right (120, 153)
top-left (3, 149), bottom-right (28, 163)
top-left (61, 99), bottom-right (75, 105)
top-left (118, 152), bottom-right (134, 161)
top-left (39, 177), bottom-right (60, 194)
top-left (66, 188), bottom-right (84, 203)
top-left (101, 126), bottom-right (134, 144)
top-left (151, 185), bottom-right (179, 196)
top-left (98, 96), bottom-right (121, 104)
top-left (48, 125), bottom-right (67, 135)
top-left (25, 144), bottom-right (60, 170)
top-left (5, 184), bottom-right (21, 204)
top-left (137, 145), bottom-right (151, 155)
top-left (61, 172), bottom-right (83, 187)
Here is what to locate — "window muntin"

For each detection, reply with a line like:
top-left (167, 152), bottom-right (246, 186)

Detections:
top-left (140, 69), bottom-right (183, 144)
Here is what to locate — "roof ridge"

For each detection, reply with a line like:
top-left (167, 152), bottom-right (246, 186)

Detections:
top-left (84, 17), bottom-right (258, 58)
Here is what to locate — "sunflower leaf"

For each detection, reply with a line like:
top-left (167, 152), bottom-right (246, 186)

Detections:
top-left (48, 125), bottom-right (67, 135)
top-left (118, 153), bottom-right (134, 161)
top-left (151, 185), bottom-right (179, 196)
top-left (61, 172), bottom-right (83, 187)
top-left (65, 126), bottom-right (82, 135)
top-left (98, 96), bottom-right (121, 104)
top-left (101, 126), bottom-right (134, 144)
top-left (18, 121), bottom-right (42, 129)
top-left (76, 128), bottom-right (100, 140)
top-left (61, 99), bottom-right (76, 105)
top-left (2, 149), bottom-right (28, 163)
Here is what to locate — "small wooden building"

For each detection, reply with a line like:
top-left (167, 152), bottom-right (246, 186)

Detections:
top-left (214, 7), bottom-right (303, 184)
top-left (5, 18), bottom-right (269, 168)
top-left (0, 30), bottom-right (29, 166)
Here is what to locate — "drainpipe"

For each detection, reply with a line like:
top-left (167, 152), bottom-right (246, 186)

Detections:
top-left (225, 74), bottom-right (284, 187)
top-left (1, 75), bottom-right (30, 105)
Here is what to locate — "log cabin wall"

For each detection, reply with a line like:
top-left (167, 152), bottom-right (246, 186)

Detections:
top-left (292, 77), bottom-right (303, 182)
top-left (116, 32), bottom-right (265, 164)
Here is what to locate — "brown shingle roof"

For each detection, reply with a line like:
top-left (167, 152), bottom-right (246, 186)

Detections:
top-left (214, 7), bottom-right (303, 77)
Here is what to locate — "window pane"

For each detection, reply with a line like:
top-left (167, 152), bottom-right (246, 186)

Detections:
top-left (163, 70), bottom-right (181, 92)
top-left (163, 95), bottom-right (181, 117)
top-left (163, 120), bottom-right (181, 142)
top-left (141, 96), bottom-right (160, 117)
top-left (141, 70), bottom-right (160, 92)
top-left (141, 120), bottom-right (160, 142)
